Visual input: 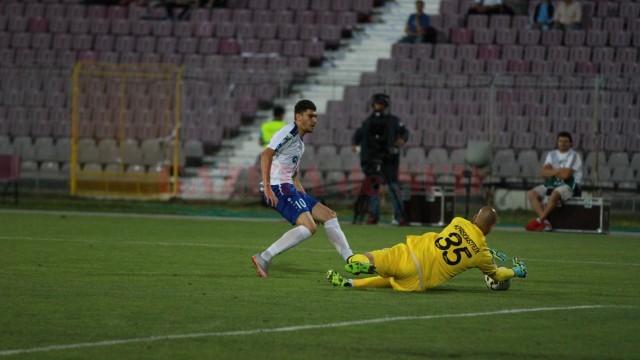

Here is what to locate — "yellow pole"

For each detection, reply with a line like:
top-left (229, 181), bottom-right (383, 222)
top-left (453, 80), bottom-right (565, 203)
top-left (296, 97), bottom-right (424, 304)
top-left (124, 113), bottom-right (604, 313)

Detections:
top-left (172, 65), bottom-right (184, 197)
top-left (118, 69), bottom-right (126, 173)
top-left (70, 61), bottom-right (81, 195)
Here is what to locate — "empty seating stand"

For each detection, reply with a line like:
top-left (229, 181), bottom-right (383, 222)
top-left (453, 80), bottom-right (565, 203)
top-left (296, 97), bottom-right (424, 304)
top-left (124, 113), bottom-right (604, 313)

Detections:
top-left (0, 0), bottom-right (377, 183)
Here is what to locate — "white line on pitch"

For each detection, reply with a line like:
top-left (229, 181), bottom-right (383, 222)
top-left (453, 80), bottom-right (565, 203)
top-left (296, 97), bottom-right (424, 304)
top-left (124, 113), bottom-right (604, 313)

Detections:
top-left (0, 305), bottom-right (624, 357)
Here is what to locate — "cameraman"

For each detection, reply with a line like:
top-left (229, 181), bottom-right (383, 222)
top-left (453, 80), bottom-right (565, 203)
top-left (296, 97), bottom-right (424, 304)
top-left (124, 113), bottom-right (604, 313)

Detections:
top-left (352, 94), bottom-right (409, 225)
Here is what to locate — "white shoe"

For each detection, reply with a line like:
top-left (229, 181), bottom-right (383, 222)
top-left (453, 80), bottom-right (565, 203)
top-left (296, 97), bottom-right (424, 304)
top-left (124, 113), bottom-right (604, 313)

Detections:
top-left (252, 253), bottom-right (270, 278)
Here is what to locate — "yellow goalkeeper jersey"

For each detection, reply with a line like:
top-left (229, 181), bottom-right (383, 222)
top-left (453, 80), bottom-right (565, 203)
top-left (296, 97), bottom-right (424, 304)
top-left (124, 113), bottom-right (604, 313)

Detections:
top-left (407, 217), bottom-right (513, 290)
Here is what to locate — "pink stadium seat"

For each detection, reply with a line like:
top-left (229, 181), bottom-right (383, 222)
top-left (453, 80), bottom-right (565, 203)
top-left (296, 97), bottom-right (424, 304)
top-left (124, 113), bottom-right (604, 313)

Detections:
top-left (135, 36), bottom-right (156, 53)
top-left (52, 33), bottom-right (72, 50)
top-left (131, 20), bottom-right (151, 36)
top-left (615, 47), bottom-right (637, 63)
top-left (28, 17), bottom-right (48, 33)
top-left (256, 22), bottom-right (278, 39)
top-left (563, 30), bottom-right (585, 46)
top-left (278, 23), bottom-right (299, 40)
top-left (495, 28), bottom-right (516, 45)
top-left (510, 15), bottom-right (529, 29)
top-left (45, 3), bottom-right (65, 19)
top-left (450, 28), bottom-right (473, 44)
top-left (461, 58), bottom-right (485, 73)
top-left (236, 23), bottom-right (255, 39)
top-left (106, 5), bottom-right (128, 20)
top-left (8, 16), bottom-right (28, 32)
top-left (31, 33), bottom-right (52, 49)
top-left (190, 8), bottom-right (212, 22)
top-left (140, 52), bottom-right (162, 64)
top-left (418, 58), bottom-right (440, 74)
top-left (319, 25), bottom-right (341, 46)
top-left (258, 38), bottom-right (279, 53)
top-left (478, 45), bottom-right (500, 60)
top-left (48, 18), bottom-right (69, 34)
top-left (414, 43), bottom-right (433, 59)
top-left (157, 36), bottom-right (177, 53)
top-left (172, 22), bottom-right (191, 37)
top-left (489, 15), bottom-right (511, 29)
top-left (90, 18), bottom-right (109, 35)
top-left (546, 46), bottom-right (568, 61)
top-left (120, 51), bottom-right (141, 64)
top-left (609, 31), bottom-right (631, 47)
top-left (502, 44), bottom-right (523, 60)
top-left (282, 40), bottom-right (304, 57)
top-left (193, 21), bottom-right (215, 37)
top-left (151, 21), bottom-right (173, 37)
top-left (211, 8), bottom-right (232, 22)
top-left (114, 35), bottom-right (135, 52)
top-left (316, 11), bottom-right (337, 26)
top-left (591, 47), bottom-right (613, 63)
top-left (517, 29), bottom-right (540, 45)
top-left (232, 9), bottom-right (252, 23)
top-left (569, 46), bottom-right (590, 62)
top-left (72, 34), bottom-right (93, 50)
top-left (304, 41), bottom-right (324, 62)
top-left (336, 11), bottom-right (357, 32)
top-left (467, 15), bottom-right (488, 29)
top-left (10, 32), bottom-right (31, 49)
top-left (541, 30), bottom-right (563, 46)
top-left (110, 19), bottom-right (131, 35)
top-left (218, 38), bottom-right (240, 55)
top-left (249, 0), bottom-right (269, 9)
top-left (69, 17), bottom-right (89, 34)
top-left (94, 35), bottom-right (114, 51)
top-left (585, 30), bottom-right (607, 47)
top-left (434, 44), bottom-right (456, 59)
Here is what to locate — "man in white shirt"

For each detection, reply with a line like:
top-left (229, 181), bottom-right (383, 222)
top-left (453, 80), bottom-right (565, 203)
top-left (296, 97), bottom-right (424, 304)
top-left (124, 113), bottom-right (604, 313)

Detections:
top-left (552, 0), bottom-right (582, 30)
top-left (525, 131), bottom-right (583, 231)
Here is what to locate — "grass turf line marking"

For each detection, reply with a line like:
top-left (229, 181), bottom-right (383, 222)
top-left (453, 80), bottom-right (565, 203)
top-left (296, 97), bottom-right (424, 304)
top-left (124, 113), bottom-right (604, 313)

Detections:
top-left (3, 235), bottom-right (640, 266)
top-left (0, 305), bottom-right (625, 357)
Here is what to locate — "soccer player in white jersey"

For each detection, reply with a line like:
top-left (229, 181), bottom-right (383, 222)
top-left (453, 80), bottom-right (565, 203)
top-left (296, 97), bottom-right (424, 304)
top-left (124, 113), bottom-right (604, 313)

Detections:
top-left (251, 100), bottom-right (353, 278)
top-left (525, 131), bottom-right (583, 231)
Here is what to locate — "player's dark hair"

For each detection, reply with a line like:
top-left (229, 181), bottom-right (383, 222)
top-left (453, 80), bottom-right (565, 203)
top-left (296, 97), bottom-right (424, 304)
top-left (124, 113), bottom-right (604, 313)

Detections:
top-left (557, 131), bottom-right (573, 145)
top-left (273, 105), bottom-right (285, 118)
top-left (294, 99), bottom-right (316, 114)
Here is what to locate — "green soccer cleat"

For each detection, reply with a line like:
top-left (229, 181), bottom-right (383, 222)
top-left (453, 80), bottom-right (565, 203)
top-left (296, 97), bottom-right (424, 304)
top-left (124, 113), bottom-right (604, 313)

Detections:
top-left (344, 261), bottom-right (377, 275)
top-left (326, 270), bottom-right (352, 287)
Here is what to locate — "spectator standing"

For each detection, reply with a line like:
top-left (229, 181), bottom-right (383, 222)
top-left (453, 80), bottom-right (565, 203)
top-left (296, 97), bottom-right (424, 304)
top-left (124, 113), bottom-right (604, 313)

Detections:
top-left (352, 94), bottom-right (409, 226)
top-left (525, 132), bottom-right (583, 232)
top-left (259, 105), bottom-right (286, 149)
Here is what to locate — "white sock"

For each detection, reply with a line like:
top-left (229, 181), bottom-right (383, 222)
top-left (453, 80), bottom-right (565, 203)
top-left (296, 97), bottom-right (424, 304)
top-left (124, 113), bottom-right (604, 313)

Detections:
top-left (261, 225), bottom-right (313, 262)
top-left (324, 218), bottom-right (353, 261)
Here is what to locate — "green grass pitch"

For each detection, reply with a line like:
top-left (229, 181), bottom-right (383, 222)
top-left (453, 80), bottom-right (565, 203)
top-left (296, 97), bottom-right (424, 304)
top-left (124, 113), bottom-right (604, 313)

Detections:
top-left (1, 211), bottom-right (639, 359)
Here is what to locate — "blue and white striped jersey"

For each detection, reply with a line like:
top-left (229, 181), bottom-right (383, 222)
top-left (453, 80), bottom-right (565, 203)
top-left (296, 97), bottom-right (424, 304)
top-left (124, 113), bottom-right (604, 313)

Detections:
top-left (267, 123), bottom-right (305, 185)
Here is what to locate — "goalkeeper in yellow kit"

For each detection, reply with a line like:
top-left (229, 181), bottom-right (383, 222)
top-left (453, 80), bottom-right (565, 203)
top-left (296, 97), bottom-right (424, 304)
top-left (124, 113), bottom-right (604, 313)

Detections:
top-left (326, 206), bottom-right (527, 291)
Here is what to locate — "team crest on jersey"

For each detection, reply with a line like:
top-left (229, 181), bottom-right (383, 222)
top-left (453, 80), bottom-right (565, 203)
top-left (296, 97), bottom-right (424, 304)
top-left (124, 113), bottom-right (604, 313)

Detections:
top-left (292, 156), bottom-right (299, 164)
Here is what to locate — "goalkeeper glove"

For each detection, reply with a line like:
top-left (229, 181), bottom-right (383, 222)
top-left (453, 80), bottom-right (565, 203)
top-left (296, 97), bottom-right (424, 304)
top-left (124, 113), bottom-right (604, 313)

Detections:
top-left (489, 248), bottom-right (508, 262)
top-left (511, 257), bottom-right (527, 278)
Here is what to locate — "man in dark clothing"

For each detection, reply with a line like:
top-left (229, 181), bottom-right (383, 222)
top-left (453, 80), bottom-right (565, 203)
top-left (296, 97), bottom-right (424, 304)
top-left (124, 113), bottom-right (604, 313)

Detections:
top-left (352, 94), bottom-right (409, 225)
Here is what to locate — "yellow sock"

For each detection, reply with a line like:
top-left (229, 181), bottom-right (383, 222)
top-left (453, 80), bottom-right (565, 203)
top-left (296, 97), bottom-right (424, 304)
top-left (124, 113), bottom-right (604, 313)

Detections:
top-left (349, 254), bottom-right (370, 264)
top-left (353, 276), bottom-right (392, 288)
